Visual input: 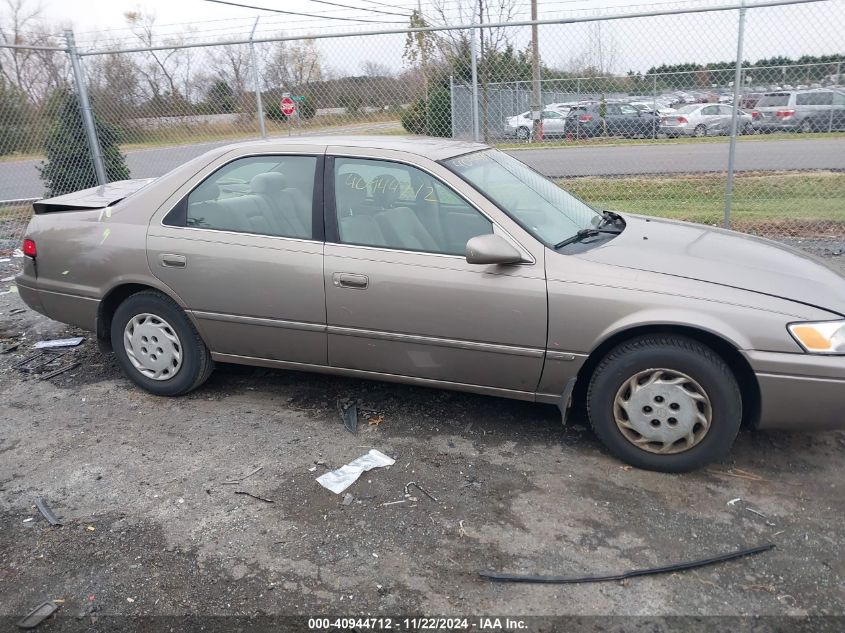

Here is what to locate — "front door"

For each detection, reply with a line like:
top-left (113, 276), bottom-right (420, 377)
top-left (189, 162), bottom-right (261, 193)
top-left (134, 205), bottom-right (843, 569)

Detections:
top-left (323, 154), bottom-right (547, 394)
top-left (147, 153), bottom-right (327, 365)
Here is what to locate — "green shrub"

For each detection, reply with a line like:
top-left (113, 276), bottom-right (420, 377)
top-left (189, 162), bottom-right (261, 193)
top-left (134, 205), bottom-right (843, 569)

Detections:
top-left (401, 87), bottom-right (451, 137)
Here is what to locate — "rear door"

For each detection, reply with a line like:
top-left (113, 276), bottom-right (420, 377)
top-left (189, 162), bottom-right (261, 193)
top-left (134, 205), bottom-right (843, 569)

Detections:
top-left (541, 109), bottom-right (566, 136)
top-left (147, 150), bottom-right (328, 365)
top-left (322, 149), bottom-right (547, 394)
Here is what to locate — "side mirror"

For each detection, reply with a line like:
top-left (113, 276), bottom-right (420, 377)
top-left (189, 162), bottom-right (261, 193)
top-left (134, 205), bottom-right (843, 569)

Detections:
top-left (465, 234), bottom-right (522, 265)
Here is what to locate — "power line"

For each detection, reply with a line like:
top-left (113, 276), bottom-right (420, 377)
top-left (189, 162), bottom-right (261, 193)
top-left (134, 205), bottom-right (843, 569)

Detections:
top-left (201, 0), bottom-right (407, 23)
top-left (300, 0), bottom-right (411, 17)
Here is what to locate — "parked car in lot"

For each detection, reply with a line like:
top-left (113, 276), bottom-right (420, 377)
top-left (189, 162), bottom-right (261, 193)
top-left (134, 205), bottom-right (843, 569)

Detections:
top-left (752, 89), bottom-right (845, 133)
top-left (504, 107), bottom-right (570, 140)
top-left (660, 104), bottom-right (754, 137)
top-left (16, 136), bottom-right (845, 472)
top-left (564, 102), bottom-right (660, 138)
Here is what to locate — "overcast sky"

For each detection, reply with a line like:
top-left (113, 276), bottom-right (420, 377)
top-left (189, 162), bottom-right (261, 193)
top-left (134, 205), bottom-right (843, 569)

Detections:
top-left (17, 0), bottom-right (845, 75)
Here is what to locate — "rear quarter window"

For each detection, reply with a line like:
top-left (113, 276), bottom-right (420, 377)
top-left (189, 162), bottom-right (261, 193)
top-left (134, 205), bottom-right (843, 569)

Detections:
top-left (796, 92), bottom-right (833, 106)
top-left (757, 94), bottom-right (791, 107)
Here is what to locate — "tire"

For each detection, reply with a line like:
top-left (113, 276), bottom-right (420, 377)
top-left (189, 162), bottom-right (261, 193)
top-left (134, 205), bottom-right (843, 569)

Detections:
top-left (693, 124), bottom-right (707, 138)
top-left (798, 119), bottom-right (814, 134)
top-left (111, 290), bottom-right (214, 396)
top-left (586, 335), bottom-right (742, 473)
top-left (516, 126), bottom-right (530, 141)
top-left (742, 122), bottom-right (755, 135)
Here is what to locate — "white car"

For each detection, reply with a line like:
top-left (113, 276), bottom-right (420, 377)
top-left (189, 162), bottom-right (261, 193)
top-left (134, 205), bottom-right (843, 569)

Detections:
top-left (504, 107), bottom-right (570, 140)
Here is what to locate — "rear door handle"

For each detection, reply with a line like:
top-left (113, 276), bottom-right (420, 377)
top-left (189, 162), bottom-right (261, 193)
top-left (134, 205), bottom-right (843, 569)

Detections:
top-left (332, 272), bottom-right (368, 289)
top-left (160, 254), bottom-right (187, 268)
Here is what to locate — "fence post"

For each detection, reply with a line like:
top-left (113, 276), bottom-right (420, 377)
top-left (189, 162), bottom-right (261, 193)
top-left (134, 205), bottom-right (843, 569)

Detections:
top-left (249, 17), bottom-right (267, 139)
top-left (65, 30), bottom-right (107, 187)
top-left (652, 74), bottom-right (658, 139)
top-left (828, 61), bottom-right (840, 133)
top-left (722, 0), bottom-right (746, 230)
top-left (470, 26), bottom-right (480, 143)
top-left (449, 74), bottom-right (456, 139)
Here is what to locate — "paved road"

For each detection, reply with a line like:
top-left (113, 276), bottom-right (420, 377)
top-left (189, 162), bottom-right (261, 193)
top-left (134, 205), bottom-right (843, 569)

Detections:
top-left (2, 136), bottom-right (844, 200)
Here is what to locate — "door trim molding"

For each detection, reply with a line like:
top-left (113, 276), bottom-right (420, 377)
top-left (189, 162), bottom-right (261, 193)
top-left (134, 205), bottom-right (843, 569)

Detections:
top-left (327, 324), bottom-right (545, 358)
top-left (192, 310), bottom-right (327, 333)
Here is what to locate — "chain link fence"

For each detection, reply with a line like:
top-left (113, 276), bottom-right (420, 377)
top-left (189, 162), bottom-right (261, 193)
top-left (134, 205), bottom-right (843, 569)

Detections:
top-left (1, 0), bottom-right (843, 257)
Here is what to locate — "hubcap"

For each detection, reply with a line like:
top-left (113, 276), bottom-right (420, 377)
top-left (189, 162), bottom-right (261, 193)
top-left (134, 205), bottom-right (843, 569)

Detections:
top-left (613, 368), bottom-right (712, 454)
top-left (123, 313), bottom-right (183, 381)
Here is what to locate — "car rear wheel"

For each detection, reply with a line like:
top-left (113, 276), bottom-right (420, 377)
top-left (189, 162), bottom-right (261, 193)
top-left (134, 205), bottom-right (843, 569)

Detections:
top-left (693, 124), bottom-right (707, 137)
top-left (799, 119), bottom-right (814, 133)
top-left (111, 290), bottom-right (214, 396)
top-left (516, 126), bottom-right (531, 141)
top-left (586, 335), bottom-right (742, 472)
top-left (742, 122), bottom-right (755, 135)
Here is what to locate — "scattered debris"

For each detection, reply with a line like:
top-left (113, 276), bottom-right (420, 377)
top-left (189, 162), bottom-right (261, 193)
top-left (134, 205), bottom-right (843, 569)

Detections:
top-left (85, 525), bottom-right (95, 532)
top-left (342, 493), bottom-right (355, 506)
top-left (459, 520), bottom-right (469, 538)
top-left (13, 248), bottom-right (23, 258)
top-left (727, 498), bottom-right (742, 506)
top-left (368, 414), bottom-right (385, 426)
top-left (1, 275), bottom-right (14, 282)
top-left (9, 308), bottom-right (25, 315)
top-left (34, 337), bottom-right (84, 350)
top-left (22, 517), bottom-right (34, 523)
top-left (0, 342), bottom-right (21, 354)
top-left (234, 490), bottom-right (274, 503)
top-left (35, 497), bottom-right (62, 526)
top-left (40, 361), bottom-right (80, 381)
top-left (479, 543), bottom-right (775, 584)
top-left (338, 402), bottom-right (358, 435)
top-left (404, 481), bottom-right (438, 502)
top-left (16, 600), bottom-right (59, 629)
top-left (381, 500), bottom-right (406, 507)
top-left (707, 468), bottom-right (766, 482)
top-left (222, 466), bottom-right (263, 484)
top-left (14, 351), bottom-right (71, 373)
top-left (745, 507), bottom-right (777, 527)
top-left (316, 449), bottom-right (395, 494)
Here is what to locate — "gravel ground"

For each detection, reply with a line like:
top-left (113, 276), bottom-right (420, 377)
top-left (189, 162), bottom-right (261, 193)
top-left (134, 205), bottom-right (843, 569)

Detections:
top-left (1, 253), bottom-right (844, 632)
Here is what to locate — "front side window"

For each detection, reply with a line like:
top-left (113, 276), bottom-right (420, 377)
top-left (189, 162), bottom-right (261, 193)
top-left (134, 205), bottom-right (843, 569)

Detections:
top-left (443, 150), bottom-right (600, 247)
top-left (333, 157), bottom-right (492, 256)
top-left (184, 155), bottom-right (317, 239)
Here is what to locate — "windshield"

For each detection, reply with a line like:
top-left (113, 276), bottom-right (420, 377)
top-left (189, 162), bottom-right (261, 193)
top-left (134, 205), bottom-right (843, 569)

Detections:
top-left (442, 149), bottom-right (600, 246)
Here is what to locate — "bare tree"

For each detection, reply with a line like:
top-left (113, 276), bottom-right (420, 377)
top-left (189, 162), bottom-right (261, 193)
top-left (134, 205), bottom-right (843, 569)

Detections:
top-left (568, 22), bottom-right (618, 76)
top-left (361, 60), bottom-right (393, 78)
top-left (208, 44), bottom-right (251, 109)
top-left (123, 10), bottom-right (187, 112)
top-left (261, 38), bottom-right (323, 92)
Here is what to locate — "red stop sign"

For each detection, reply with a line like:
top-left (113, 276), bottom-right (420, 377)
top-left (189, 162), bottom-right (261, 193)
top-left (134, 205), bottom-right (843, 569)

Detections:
top-left (280, 96), bottom-right (296, 117)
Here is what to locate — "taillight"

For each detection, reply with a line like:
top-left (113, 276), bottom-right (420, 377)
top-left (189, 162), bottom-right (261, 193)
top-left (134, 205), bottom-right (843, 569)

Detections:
top-left (23, 238), bottom-right (36, 257)
top-left (578, 114), bottom-right (593, 123)
top-left (751, 110), bottom-right (760, 120)
top-left (776, 109), bottom-right (795, 119)
top-left (676, 117), bottom-right (688, 124)
top-left (660, 117), bottom-right (667, 124)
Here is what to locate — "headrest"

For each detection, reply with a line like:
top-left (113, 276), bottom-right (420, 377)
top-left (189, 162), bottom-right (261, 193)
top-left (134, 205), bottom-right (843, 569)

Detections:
top-left (371, 174), bottom-right (401, 209)
top-left (250, 171), bottom-right (288, 194)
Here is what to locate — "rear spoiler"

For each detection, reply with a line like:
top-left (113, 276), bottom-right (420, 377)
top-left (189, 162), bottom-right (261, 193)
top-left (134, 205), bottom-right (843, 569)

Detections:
top-left (32, 178), bottom-right (156, 214)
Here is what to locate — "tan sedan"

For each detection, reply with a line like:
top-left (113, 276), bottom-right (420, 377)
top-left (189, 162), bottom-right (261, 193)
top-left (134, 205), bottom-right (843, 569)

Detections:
top-left (16, 137), bottom-right (845, 472)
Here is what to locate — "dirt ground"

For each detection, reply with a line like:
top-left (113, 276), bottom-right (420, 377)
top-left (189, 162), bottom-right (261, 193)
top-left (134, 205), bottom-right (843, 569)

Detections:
top-left (1, 251), bottom-right (844, 632)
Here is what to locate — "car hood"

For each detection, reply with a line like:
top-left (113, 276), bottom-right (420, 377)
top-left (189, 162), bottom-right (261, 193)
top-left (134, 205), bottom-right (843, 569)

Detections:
top-left (577, 214), bottom-right (845, 316)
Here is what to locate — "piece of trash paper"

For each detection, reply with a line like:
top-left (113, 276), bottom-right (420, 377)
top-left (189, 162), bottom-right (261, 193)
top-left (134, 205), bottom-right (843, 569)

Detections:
top-left (34, 337), bottom-right (84, 349)
top-left (316, 449), bottom-right (395, 494)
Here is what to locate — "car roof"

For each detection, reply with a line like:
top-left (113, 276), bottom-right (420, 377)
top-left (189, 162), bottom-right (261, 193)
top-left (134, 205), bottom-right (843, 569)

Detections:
top-left (208, 135), bottom-right (488, 161)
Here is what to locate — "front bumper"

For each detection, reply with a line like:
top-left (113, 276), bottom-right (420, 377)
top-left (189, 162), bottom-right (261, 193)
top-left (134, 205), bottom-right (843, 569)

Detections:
top-left (742, 350), bottom-right (845, 430)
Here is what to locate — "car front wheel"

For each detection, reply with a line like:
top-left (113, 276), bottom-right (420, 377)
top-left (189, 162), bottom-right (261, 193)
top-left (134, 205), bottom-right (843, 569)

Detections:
top-left (516, 126), bottom-right (531, 141)
top-left (587, 335), bottom-right (742, 472)
top-left (111, 290), bottom-right (214, 396)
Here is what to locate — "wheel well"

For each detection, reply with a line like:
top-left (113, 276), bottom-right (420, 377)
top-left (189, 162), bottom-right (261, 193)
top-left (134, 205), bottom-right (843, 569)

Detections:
top-left (96, 283), bottom-right (160, 350)
top-left (572, 325), bottom-right (761, 428)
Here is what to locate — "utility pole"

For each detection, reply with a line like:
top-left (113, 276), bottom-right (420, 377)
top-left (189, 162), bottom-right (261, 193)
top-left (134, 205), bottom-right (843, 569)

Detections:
top-left (531, 0), bottom-right (541, 142)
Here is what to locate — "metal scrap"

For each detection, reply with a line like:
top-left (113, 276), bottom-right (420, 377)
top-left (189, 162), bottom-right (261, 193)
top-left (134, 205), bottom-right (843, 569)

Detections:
top-left (40, 362), bottom-right (80, 380)
top-left (338, 402), bottom-right (358, 435)
top-left (34, 337), bottom-right (84, 349)
top-left (0, 342), bottom-right (20, 354)
top-left (234, 490), bottom-right (274, 503)
top-left (404, 481), bottom-right (438, 502)
top-left (480, 543), bottom-right (775, 584)
top-left (222, 466), bottom-right (263, 484)
top-left (35, 497), bottom-right (62, 526)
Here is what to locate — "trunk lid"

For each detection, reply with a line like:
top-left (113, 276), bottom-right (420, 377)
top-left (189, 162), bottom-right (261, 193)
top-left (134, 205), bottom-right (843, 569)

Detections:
top-left (32, 178), bottom-right (155, 214)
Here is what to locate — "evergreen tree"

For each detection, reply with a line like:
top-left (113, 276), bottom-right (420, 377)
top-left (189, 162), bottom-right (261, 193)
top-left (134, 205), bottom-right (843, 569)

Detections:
top-left (39, 89), bottom-right (130, 197)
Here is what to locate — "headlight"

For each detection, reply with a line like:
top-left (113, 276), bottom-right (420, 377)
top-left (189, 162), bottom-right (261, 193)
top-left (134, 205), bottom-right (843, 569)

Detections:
top-left (788, 320), bottom-right (845, 354)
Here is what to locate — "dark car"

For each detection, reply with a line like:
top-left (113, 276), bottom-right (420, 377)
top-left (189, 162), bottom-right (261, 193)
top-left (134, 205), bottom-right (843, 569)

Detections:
top-left (564, 103), bottom-right (659, 138)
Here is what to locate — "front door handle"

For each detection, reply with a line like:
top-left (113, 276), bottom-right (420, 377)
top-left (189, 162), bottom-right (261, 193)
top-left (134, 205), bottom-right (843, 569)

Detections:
top-left (332, 272), bottom-right (368, 289)
top-left (160, 254), bottom-right (187, 268)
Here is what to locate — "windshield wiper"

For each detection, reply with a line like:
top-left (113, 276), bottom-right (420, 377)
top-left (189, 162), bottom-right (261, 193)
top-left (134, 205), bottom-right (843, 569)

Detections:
top-left (554, 227), bottom-right (620, 249)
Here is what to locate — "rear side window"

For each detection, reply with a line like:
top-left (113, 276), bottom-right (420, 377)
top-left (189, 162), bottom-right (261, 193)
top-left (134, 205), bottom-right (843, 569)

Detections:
top-left (183, 156), bottom-right (317, 239)
top-left (757, 94), bottom-right (790, 107)
top-left (796, 92), bottom-right (833, 106)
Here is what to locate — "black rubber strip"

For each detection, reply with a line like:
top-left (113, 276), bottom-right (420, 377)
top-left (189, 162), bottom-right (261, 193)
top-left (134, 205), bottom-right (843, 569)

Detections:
top-left (479, 543), bottom-right (775, 584)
